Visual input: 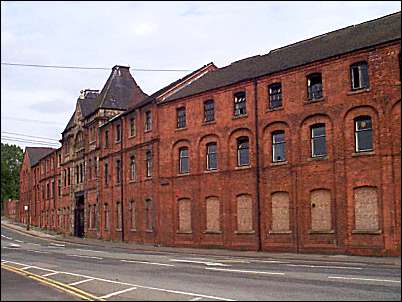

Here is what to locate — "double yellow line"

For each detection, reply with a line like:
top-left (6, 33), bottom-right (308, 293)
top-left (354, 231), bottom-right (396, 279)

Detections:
top-left (1, 263), bottom-right (103, 301)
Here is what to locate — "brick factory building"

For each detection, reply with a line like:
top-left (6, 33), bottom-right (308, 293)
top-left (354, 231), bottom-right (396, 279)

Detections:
top-left (18, 12), bottom-right (401, 256)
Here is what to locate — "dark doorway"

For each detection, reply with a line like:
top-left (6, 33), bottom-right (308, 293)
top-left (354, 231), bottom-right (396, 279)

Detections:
top-left (74, 193), bottom-right (85, 238)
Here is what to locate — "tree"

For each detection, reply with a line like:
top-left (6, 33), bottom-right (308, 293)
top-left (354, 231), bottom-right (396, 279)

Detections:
top-left (1, 143), bottom-right (23, 207)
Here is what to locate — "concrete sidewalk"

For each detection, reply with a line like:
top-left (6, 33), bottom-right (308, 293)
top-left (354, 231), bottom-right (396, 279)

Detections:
top-left (2, 217), bottom-right (400, 267)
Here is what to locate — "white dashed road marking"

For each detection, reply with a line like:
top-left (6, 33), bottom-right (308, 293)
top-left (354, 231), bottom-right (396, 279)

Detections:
top-left (328, 276), bottom-right (401, 283)
top-left (67, 254), bottom-right (103, 260)
top-left (1, 235), bottom-right (12, 240)
top-left (170, 259), bottom-right (230, 267)
top-left (205, 267), bottom-right (285, 276)
top-left (286, 264), bottom-right (363, 270)
top-left (42, 272), bottom-right (59, 277)
top-left (121, 259), bottom-right (175, 267)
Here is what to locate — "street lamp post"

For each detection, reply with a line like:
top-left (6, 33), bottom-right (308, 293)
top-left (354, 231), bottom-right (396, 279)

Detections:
top-left (24, 205), bottom-right (30, 230)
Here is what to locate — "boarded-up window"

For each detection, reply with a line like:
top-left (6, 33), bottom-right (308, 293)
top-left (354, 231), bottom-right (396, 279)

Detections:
top-left (130, 201), bottom-right (136, 230)
top-left (310, 189), bottom-right (332, 231)
top-left (271, 192), bottom-right (290, 232)
top-left (237, 195), bottom-right (253, 232)
top-left (354, 187), bottom-right (379, 231)
top-left (178, 199), bottom-right (192, 232)
top-left (116, 202), bottom-right (122, 230)
top-left (145, 199), bottom-right (153, 231)
top-left (206, 197), bottom-right (220, 232)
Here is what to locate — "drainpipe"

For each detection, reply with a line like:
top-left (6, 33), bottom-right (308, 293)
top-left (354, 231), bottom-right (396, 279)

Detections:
top-left (120, 119), bottom-right (125, 242)
top-left (253, 78), bottom-right (262, 252)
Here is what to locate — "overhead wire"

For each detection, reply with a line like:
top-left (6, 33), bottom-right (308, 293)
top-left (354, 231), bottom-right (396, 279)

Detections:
top-left (1, 131), bottom-right (60, 142)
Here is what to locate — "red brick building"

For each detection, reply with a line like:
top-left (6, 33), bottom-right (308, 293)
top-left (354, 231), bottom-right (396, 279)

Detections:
top-left (19, 12), bottom-right (401, 256)
top-left (3, 199), bottom-right (18, 221)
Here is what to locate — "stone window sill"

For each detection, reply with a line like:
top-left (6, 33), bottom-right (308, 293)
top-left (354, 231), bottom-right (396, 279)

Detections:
top-left (202, 120), bottom-right (216, 126)
top-left (145, 229), bottom-right (154, 233)
top-left (269, 230), bottom-right (292, 234)
top-left (352, 151), bottom-right (375, 157)
top-left (270, 161), bottom-right (288, 167)
top-left (128, 179), bottom-right (137, 184)
top-left (116, 228), bottom-right (122, 232)
top-left (352, 229), bottom-right (382, 235)
top-left (144, 129), bottom-right (152, 133)
top-left (204, 169), bottom-right (218, 174)
top-left (235, 165), bottom-right (252, 170)
top-left (232, 114), bottom-right (248, 120)
top-left (176, 231), bottom-right (193, 234)
top-left (308, 155), bottom-right (328, 161)
top-left (304, 97), bottom-right (325, 104)
top-left (308, 230), bottom-right (335, 234)
top-left (177, 173), bottom-right (190, 177)
top-left (235, 230), bottom-right (255, 234)
top-left (145, 177), bottom-right (152, 181)
top-left (267, 106), bottom-right (284, 113)
top-left (347, 88), bottom-right (370, 95)
top-left (203, 230), bottom-right (222, 234)
top-left (130, 229), bottom-right (137, 232)
top-left (128, 135), bottom-right (136, 139)
top-left (175, 127), bottom-right (187, 132)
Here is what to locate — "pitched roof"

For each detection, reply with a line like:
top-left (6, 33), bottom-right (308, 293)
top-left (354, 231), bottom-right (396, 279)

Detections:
top-left (90, 65), bottom-right (148, 114)
top-left (61, 66), bottom-right (148, 134)
top-left (166, 11), bottom-right (401, 102)
top-left (25, 147), bottom-right (56, 166)
top-left (99, 63), bottom-right (216, 127)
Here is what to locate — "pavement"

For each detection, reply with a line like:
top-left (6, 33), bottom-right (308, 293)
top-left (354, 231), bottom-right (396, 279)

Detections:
top-left (1, 217), bottom-right (400, 267)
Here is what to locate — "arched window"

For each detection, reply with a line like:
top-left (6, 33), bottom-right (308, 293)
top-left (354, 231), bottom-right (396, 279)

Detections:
top-left (354, 116), bottom-right (373, 152)
top-left (272, 130), bottom-right (286, 162)
top-left (237, 137), bottom-right (250, 166)
top-left (310, 124), bottom-right (327, 157)
top-left (206, 143), bottom-right (218, 170)
top-left (307, 73), bottom-right (323, 100)
top-left (179, 147), bottom-right (189, 174)
top-left (350, 61), bottom-right (369, 90)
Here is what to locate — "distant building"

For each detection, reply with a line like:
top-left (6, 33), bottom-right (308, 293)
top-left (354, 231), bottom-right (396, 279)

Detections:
top-left (19, 12), bottom-right (401, 256)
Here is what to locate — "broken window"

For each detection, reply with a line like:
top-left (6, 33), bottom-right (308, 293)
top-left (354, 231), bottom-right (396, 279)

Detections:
top-left (307, 73), bottom-right (323, 100)
top-left (272, 130), bottom-right (286, 162)
top-left (234, 91), bottom-right (247, 116)
top-left (351, 61), bottom-right (369, 90)
top-left (237, 137), bottom-right (250, 166)
top-left (268, 83), bottom-right (282, 109)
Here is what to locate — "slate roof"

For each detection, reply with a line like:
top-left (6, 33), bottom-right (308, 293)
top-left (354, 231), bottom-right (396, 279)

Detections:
top-left (25, 147), bottom-right (56, 166)
top-left (62, 65), bottom-right (148, 134)
top-left (166, 11), bottom-right (401, 102)
top-left (101, 63), bottom-right (216, 127)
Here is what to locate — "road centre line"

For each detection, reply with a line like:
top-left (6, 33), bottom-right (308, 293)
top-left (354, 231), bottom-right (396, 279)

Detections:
top-left (1, 235), bottom-right (12, 240)
top-left (205, 267), bottom-right (285, 275)
top-left (20, 266), bottom-right (34, 270)
top-left (99, 287), bottom-right (137, 299)
top-left (120, 259), bottom-right (175, 267)
top-left (1, 258), bottom-right (235, 301)
top-left (170, 259), bottom-right (230, 267)
top-left (286, 264), bottom-right (363, 270)
top-left (14, 239), bottom-right (24, 243)
top-left (67, 254), bottom-right (103, 260)
top-left (190, 298), bottom-right (203, 301)
top-left (69, 278), bottom-right (95, 286)
top-left (75, 248), bottom-right (105, 253)
top-left (328, 276), bottom-right (401, 283)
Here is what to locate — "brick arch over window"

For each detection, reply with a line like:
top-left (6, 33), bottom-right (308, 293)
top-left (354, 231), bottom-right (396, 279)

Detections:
top-left (177, 198), bottom-right (192, 233)
top-left (343, 105), bottom-right (379, 156)
top-left (262, 121), bottom-right (291, 167)
top-left (227, 128), bottom-right (254, 168)
top-left (353, 186), bottom-right (379, 232)
top-left (299, 114), bottom-right (334, 161)
top-left (198, 134), bottom-right (221, 171)
top-left (171, 139), bottom-right (191, 175)
top-left (391, 100), bottom-right (401, 153)
top-left (270, 191), bottom-right (290, 232)
top-left (236, 194), bottom-right (253, 232)
top-left (205, 196), bottom-right (221, 232)
top-left (310, 189), bottom-right (332, 232)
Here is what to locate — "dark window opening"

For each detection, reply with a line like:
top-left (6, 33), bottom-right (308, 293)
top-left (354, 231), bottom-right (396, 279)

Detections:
top-left (177, 107), bottom-right (186, 128)
top-left (234, 92), bottom-right (247, 116)
top-left (355, 116), bottom-right (373, 152)
top-left (307, 73), bottom-right (323, 100)
top-left (206, 143), bottom-right (218, 170)
top-left (237, 137), bottom-right (250, 166)
top-left (268, 83), bottom-right (282, 109)
top-left (311, 124), bottom-right (327, 157)
top-left (272, 131), bottom-right (286, 162)
top-left (179, 147), bottom-right (189, 174)
top-left (351, 61), bottom-right (369, 90)
top-left (204, 100), bottom-right (215, 122)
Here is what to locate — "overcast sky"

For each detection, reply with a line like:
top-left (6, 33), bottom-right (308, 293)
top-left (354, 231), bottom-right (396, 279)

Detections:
top-left (1, 1), bottom-right (400, 150)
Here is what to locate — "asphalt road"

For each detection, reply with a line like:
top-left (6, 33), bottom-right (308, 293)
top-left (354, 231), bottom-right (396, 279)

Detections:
top-left (1, 225), bottom-right (401, 301)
